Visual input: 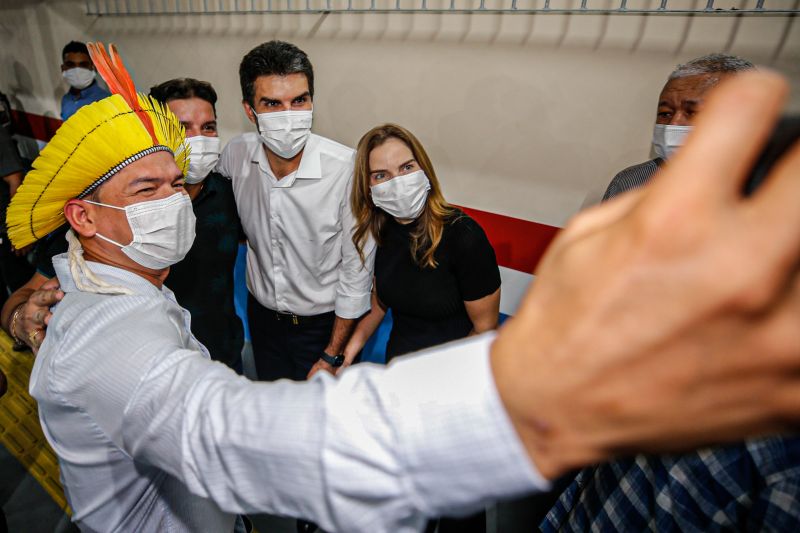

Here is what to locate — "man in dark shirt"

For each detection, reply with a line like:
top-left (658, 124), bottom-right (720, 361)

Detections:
top-left (60, 41), bottom-right (110, 121)
top-left (603, 53), bottom-right (754, 201)
top-left (149, 78), bottom-right (245, 369)
top-left (2, 79), bottom-right (244, 370)
top-left (0, 128), bottom-right (24, 234)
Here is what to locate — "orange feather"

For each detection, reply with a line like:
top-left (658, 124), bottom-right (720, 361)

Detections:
top-left (109, 45), bottom-right (138, 101)
top-left (87, 42), bottom-right (158, 144)
top-left (87, 42), bottom-right (125, 96)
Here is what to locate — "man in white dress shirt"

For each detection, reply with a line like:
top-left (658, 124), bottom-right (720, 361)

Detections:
top-left (7, 45), bottom-right (800, 533)
top-left (218, 41), bottom-right (374, 385)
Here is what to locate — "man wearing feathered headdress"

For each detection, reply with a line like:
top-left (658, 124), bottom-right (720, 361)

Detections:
top-left (3, 77), bottom-right (245, 371)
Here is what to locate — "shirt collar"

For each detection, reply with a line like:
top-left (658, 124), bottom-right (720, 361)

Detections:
top-left (53, 253), bottom-right (169, 298)
top-left (295, 134), bottom-right (322, 180)
top-left (253, 134), bottom-right (323, 187)
top-left (69, 80), bottom-right (97, 98)
top-left (192, 173), bottom-right (218, 204)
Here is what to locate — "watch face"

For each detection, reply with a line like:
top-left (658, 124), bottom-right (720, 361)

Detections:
top-left (324, 353), bottom-right (345, 367)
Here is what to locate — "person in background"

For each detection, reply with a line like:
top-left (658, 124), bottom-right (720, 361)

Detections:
top-left (0, 91), bottom-right (13, 132)
top-left (1, 78), bottom-right (244, 371)
top-left (148, 78), bottom-right (245, 371)
top-left (0, 127), bottom-right (34, 319)
top-left (320, 123), bottom-right (501, 532)
top-left (60, 41), bottom-right (110, 121)
top-left (602, 53), bottom-right (754, 201)
top-left (542, 433), bottom-right (800, 531)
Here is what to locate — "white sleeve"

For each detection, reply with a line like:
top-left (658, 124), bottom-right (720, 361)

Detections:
top-left (117, 332), bottom-right (547, 533)
top-left (334, 169), bottom-right (375, 319)
top-left (216, 139), bottom-right (234, 178)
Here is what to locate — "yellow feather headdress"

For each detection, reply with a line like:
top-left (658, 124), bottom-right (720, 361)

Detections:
top-left (6, 43), bottom-right (188, 249)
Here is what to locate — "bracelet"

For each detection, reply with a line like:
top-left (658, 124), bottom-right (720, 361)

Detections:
top-left (9, 304), bottom-right (24, 345)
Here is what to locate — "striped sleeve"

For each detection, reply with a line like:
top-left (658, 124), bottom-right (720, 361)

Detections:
top-left (602, 159), bottom-right (661, 202)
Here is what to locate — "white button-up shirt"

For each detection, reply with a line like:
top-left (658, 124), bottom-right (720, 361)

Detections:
top-left (218, 133), bottom-right (375, 318)
top-left (31, 255), bottom-right (547, 533)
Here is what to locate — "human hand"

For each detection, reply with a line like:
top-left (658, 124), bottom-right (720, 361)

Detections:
top-left (307, 358), bottom-right (335, 380)
top-left (491, 71), bottom-right (800, 480)
top-left (17, 278), bottom-right (63, 352)
top-left (334, 359), bottom-right (353, 377)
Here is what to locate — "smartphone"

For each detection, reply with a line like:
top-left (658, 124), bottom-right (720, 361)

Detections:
top-left (744, 115), bottom-right (800, 196)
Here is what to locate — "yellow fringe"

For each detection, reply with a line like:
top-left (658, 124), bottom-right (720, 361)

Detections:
top-left (7, 93), bottom-right (188, 248)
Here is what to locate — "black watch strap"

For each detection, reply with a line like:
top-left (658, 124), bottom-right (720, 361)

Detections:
top-left (320, 352), bottom-right (345, 367)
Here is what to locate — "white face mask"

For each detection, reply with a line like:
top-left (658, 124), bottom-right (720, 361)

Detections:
top-left (62, 67), bottom-right (96, 90)
top-left (86, 192), bottom-right (197, 270)
top-left (253, 108), bottom-right (313, 159)
top-left (652, 124), bottom-right (692, 159)
top-left (185, 135), bottom-right (221, 184)
top-left (370, 170), bottom-right (431, 220)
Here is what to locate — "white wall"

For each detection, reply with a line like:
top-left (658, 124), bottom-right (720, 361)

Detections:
top-left (2, 0), bottom-right (798, 226)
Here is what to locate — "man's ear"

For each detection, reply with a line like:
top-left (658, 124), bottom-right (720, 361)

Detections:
top-left (242, 100), bottom-right (256, 125)
top-left (64, 199), bottom-right (97, 238)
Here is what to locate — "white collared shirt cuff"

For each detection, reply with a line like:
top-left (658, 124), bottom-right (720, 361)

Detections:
top-left (386, 332), bottom-right (550, 515)
top-left (334, 292), bottom-right (371, 320)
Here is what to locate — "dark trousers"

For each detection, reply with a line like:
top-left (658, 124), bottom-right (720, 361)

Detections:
top-left (249, 296), bottom-right (331, 532)
top-left (247, 294), bottom-right (334, 382)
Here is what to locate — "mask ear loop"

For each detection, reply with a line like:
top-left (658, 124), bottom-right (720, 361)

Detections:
top-left (249, 105), bottom-right (261, 136)
top-left (66, 229), bottom-right (133, 296)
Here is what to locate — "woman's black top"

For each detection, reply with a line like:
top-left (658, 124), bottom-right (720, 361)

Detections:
top-left (375, 210), bottom-right (501, 360)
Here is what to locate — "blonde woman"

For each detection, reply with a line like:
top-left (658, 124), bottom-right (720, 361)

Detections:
top-left (344, 123), bottom-right (501, 530)
top-left (346, 122), bottom-right (500, 354)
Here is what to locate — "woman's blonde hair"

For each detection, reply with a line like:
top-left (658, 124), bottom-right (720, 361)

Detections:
top-left (352, 123), bottom-right (457, 269)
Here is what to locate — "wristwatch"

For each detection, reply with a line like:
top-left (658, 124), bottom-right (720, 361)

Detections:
top-left (320, 352), bottom-right (345, 367)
